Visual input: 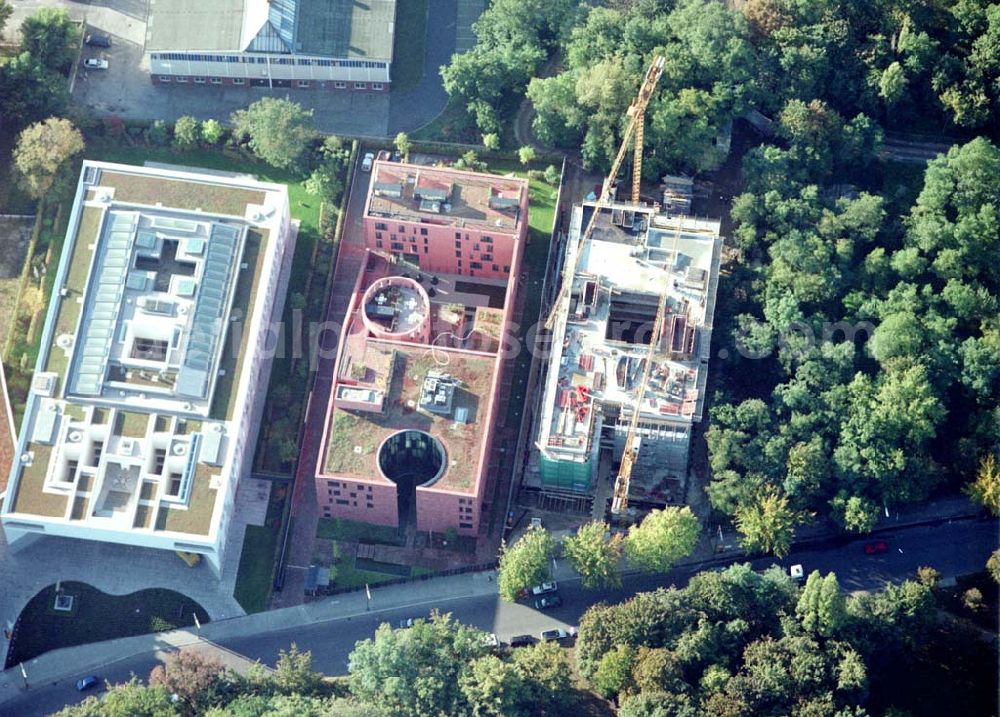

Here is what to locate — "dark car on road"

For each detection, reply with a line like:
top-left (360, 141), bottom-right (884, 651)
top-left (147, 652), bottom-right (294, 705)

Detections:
top-left (510, 634), bottom-right (535, 648)
top-left (76, 676), bottom-right (100, 692)
top-left (535, 594), bottom-right (563, 610)
top-left (85, 33), bottom-right (112, 48)
top-left (864, 540), bottom-right (888, 555)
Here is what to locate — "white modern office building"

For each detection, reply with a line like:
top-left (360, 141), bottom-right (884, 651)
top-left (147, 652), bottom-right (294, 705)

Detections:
top-left (0, 161), bottom-right (293, 576)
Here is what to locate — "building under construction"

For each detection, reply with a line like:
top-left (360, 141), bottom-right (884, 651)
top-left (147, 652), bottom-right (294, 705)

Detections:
top-left (532, 199), bottom-right (722, 518)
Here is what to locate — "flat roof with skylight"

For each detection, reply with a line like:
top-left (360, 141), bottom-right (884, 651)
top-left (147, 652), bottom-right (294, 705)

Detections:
top-left (2, 162), bottom-right (291, 567)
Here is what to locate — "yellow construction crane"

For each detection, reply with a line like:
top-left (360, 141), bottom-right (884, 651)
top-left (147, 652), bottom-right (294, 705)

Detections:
top-left (610, 225), bottom-right (680, 518)
top-left (543, 55), bottom-right (665, 332)
top-left (610, 279), bottom-right (669, 518)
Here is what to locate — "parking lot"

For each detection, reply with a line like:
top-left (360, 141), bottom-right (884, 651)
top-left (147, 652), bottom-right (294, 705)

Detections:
top-left (76, 2), bottom-right (390, 134)
top-left (6, 0), bottom-right (391, 135)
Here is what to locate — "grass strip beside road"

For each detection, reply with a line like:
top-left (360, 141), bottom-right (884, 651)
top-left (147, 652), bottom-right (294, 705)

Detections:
top-left (317, 517), bottom-right (404, 546)
top-left (233, 524), bottom-right (280, 614)
top-left (486, 160), bottom-right (559, 428)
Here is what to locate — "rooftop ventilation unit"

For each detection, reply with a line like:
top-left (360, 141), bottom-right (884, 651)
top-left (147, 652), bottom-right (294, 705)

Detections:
top-left (374, 181), bottom-right (404, 198)
top-left (489, 196), bottom-right (519, 210)
top-left (415, 186), bottom-right (450, 202)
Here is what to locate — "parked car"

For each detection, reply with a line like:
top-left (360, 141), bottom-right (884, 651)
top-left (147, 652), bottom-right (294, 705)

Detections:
top-left (535, 594), bottom-right (563, 610)
top-left (398, 618), bottom-right (415, 629)
top-left (85, 33), bottom-right (112, 47)
top-left (789, 564), bottom-right (805, 582)
top-left (531, 581), bottom-right (558, 596)
top-left (76, 675), bottom-right (100, 692)
top-left (361, 152), bottom-right (375, 171)
top-left (83, 58), bottom-right (109, 70)
top-left (482, 632), bottom-right (501, 648)
top-left (864, 540), bottom-right (888, 555)
top-left (540, 628), bottom-right (568, 642)
top-left (530, 517), bottom-right (543, 529)
top-left (509, 634), bottom-right (535, 648)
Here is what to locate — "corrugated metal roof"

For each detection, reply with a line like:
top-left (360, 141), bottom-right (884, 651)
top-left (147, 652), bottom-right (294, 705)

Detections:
top-left (147, 0), bottom-right (395, 59)
top-left (146, 0), bottom-right (247, 52)
top-left (295, 0), bottom-right (395, 59)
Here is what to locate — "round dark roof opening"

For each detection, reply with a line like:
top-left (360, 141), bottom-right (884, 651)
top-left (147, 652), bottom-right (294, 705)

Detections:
top-left (377, 430), bottom-right (446, 487)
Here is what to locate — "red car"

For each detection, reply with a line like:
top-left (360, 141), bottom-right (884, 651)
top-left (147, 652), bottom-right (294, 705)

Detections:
top-left (864, 540), bottom-right (888, 555)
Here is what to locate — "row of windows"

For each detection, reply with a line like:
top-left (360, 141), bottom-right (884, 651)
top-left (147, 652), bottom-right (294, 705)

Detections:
top-left (376, 240), bottom-right (428, 254)
top-left (376, 232), bottom-right (428, 244)
top-left (328, 481), bottom-right (373, 491)
top-left (152, 52), bottom-right (387, 69)
top-left (158, 76), bottom-right (381, 90)
top-left (329, 500), bottom-right (375, 509)
top-left (452, 233), bottom-right (496, 244)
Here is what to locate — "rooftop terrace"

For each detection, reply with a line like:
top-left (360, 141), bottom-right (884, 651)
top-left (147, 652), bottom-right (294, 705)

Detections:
top-left (366, 161), bottom-right (526, 233)
top-left (322, 252), bottom-right (509, 493)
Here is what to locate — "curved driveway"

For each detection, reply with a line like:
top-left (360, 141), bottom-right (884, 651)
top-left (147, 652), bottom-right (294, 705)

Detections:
top-left (388, 0), bottom-right (459, 135)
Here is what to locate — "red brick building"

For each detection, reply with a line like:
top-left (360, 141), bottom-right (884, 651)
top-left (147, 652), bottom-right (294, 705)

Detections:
top-left (314, 162), bottom-right (528, 537)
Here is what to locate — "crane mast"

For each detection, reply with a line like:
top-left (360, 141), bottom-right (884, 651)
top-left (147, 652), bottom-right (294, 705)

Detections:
top-left (610, 280), bottom-right (669, 517)
top-left (543, 55), bottom-right (664, 331)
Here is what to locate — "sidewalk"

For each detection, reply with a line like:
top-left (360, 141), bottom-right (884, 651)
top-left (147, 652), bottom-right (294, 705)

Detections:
top-left (0, 566), bottom-right (503, 703)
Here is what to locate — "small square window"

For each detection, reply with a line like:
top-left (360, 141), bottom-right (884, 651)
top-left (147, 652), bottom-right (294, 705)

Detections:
top-left (373, 82), bottom-right (384, 90)
top-left (176, 77), bottom-right (189, 83)
top-left (297, 80), bottom-right (310, 88)
top-left (354, 82), bottom-right (367, 89)
top-left (193, 77), bottom-right (206, 84)
top-left (334, 81), bottom-right (347, 89)
top-left (209, 77), bottom-right (223, 84)
top-left (158, 76), bottom-right (171, 82)
top-left (232, 78), bottom-right (245, 85)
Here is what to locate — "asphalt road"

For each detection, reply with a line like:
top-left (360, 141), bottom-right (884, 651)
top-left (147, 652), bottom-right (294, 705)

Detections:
top-left (4, 516), bottom-right (996, 717)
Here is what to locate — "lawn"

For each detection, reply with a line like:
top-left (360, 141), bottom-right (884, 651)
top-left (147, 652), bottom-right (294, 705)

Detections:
top-left (485, 160), bottom-right (560, 428)
top-left (329, 558), bottom-right (403, 589)
top-left (327, 550), bottom-right (436, 589)
top-left (5, 581), bottom-right (209, 667)
top-left (317, 517), bottom-right (404, 546)
top-left (82, 141), bottom-right (322, 238)
top-left (412, 99), bottom-right (480, 143)
top-left (389, 0), bottom-right (428, 92)
top-left (4, 199), bottom-right (73, 426)
top-left (233, 524), bottom-right (279, 614)
top-left (232, 481), bottom-right (289, 613)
